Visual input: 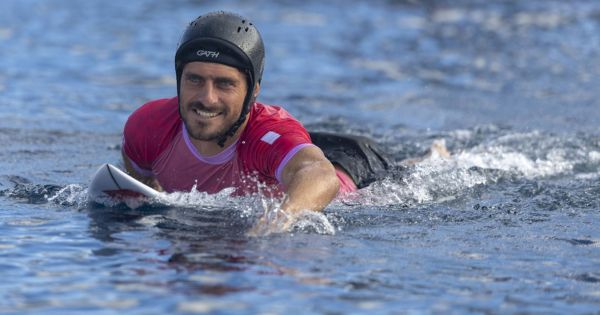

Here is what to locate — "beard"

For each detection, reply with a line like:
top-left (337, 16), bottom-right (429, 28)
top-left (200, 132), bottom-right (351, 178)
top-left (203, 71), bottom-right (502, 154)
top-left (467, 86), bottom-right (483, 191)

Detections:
top-left (181, 101), bottom-right (240, 142)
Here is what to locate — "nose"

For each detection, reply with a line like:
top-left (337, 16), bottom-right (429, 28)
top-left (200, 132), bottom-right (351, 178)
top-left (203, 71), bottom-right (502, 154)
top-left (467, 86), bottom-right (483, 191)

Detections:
top-left (196, 81), bottom-right (218, 106)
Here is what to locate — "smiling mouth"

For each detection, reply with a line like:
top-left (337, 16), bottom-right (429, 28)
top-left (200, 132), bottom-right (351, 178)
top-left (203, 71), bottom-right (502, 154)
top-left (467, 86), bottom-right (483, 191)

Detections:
top-left (192, 108), bottom-right (220, 118)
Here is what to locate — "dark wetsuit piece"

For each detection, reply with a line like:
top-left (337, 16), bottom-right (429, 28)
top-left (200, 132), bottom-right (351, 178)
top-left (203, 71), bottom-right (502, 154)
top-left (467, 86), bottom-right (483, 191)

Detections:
top-left (310, 132), bottom-right (394, 189)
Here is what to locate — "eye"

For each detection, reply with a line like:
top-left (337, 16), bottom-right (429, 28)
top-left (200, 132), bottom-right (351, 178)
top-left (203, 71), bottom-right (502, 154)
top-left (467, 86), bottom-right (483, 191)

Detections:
top-left (216, 79), bottom-right (236, 89)
top-left (185, 74), bottom-right (202, 84)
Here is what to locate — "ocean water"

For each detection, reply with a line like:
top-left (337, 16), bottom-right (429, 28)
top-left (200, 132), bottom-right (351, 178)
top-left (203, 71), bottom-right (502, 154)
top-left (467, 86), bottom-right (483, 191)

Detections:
top-left (1, 0), bottom-right (599, 314)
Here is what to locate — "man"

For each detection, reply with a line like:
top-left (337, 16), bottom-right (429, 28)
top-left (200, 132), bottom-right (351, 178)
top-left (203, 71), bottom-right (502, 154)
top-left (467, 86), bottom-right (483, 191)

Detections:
top-left (122, 11), bottom-right (393, 217)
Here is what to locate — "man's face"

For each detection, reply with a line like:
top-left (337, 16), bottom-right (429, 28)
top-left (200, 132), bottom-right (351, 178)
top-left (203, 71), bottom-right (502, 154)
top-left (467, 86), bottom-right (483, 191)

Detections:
top-left (180, 62), bottom-right (248, 142)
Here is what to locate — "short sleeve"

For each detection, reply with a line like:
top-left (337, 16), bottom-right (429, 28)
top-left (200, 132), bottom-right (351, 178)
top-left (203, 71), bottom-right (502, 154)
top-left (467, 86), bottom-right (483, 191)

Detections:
top-left (122, 98), bottom-right (181, 175)
top-left (240, 104), bottom-right (313, 182)
top-left (122, 109), bottom-right (153, 174)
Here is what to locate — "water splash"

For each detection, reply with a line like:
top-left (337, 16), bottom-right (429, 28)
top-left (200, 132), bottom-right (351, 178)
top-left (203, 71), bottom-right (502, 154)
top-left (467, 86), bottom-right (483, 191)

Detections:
top-left (2, 182), bottom-right (65, 204)
top-left (351, 130), bottom-right (594, 208)
top-left (355, 158), bottom-right (488, 207)
top-left (87, 185), bottom-right (338, 236)
top-left (454, 147), bottom-right (572, 178)
top-left (47, 184), bottom-right (88, 207)
top-left (157, 187), bottom-right (238, 210)
top-left (290, 210), bottom-right (336, 235)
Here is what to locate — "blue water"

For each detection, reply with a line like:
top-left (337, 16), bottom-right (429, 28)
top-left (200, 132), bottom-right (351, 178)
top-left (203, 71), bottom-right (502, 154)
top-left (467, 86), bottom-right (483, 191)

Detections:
top-left (1, 0), bottom-right (600, 314)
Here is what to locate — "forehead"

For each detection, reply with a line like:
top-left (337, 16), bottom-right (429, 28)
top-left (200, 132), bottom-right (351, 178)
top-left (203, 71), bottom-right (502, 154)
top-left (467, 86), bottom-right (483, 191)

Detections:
top-left (182, 62), bottom-right (243, 79)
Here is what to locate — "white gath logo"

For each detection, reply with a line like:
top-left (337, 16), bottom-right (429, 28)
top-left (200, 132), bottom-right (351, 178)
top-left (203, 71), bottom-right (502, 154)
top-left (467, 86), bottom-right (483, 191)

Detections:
top-left (196, 50), bottom-right (220, 58)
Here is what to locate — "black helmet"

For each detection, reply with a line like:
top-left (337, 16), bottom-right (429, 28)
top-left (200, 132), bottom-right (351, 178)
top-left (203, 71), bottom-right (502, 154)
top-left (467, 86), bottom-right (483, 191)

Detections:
top-left (175, 11), bottom-right (265, 146)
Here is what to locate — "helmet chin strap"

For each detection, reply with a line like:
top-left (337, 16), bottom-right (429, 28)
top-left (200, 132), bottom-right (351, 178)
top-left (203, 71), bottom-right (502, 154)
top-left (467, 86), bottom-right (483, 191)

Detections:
top-left (216, 104), bottom-right (248, 147)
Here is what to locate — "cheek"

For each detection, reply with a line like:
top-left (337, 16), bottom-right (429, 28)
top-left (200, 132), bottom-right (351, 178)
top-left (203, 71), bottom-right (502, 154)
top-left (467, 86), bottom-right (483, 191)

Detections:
top-left (225, 90), bottom-right (247, 112)
top-left (179, 86), bottom-right (194, 103)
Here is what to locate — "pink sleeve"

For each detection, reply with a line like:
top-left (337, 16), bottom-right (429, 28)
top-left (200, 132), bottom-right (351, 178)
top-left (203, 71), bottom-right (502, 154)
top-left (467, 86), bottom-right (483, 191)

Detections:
top-left (122, 107), bottom-right (153, 173)
top-left (122, 98), bottom-right (180, 176)
top-left (275, 143), bottom-right (314, 182)
top-left (242, 117), bottom-right (312, 182)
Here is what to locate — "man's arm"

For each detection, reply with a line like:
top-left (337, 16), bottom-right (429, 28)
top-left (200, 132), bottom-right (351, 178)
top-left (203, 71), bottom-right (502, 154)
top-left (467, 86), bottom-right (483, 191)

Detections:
top-left (121, 151), bottom-right (163, 192)
top-left (279, 145), bottom-right (340, 213)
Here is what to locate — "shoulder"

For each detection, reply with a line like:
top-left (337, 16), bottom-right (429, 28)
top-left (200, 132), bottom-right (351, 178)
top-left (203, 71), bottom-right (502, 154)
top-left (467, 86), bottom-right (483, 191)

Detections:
top-left (251, 102), bottom-right (298, 121)
top-left (126, 97), bottom-right (180, 129)
top-left (238, 102), bottom-right (312, 179)
top-left (243, 102), bottom-right (308, 139)
top-left (124, 97), bottom-right (181, 139)
top-left (122, 97), bottom-right (181, 166)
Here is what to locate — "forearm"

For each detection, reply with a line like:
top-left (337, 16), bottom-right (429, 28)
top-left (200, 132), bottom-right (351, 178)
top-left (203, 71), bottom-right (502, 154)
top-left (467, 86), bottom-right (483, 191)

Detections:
top-left (281, 161), bottom-right (339, 213)
top-left (249, 147), bottom-right (339, 235)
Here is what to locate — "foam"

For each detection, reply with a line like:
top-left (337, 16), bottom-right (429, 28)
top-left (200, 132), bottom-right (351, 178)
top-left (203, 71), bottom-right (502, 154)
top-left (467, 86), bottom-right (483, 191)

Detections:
top-left (47, 184), bottom-right (88, 208)
top-left (353, 139), bottom-right (579, 207)
top-left (454, 147), bottom-right (573, 178)
top-left (589, 151), bottom-right (600, 162)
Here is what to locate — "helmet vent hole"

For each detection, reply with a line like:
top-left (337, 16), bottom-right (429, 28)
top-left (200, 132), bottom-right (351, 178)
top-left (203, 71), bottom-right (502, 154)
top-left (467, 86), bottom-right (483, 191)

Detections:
top-left (237, 26), bottom-right (242, 33)
top-left (245, 27), bottom-right (249, 32)
top-left (242, 20), bottom-right (246, 24)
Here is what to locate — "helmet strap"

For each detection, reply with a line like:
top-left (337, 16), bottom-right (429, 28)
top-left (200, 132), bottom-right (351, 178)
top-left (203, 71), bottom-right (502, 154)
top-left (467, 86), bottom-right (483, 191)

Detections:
top-left (216, 69), bottom-right (254, 147)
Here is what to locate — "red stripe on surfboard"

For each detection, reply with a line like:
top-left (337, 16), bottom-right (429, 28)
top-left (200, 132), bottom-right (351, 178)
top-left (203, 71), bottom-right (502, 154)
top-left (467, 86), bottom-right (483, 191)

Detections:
top-left (104, 189), bottom-right (146, 199)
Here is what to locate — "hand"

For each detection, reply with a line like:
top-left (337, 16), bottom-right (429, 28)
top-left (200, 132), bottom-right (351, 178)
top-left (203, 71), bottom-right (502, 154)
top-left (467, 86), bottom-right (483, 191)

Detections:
top-left (146, 178), bottom-right (164, 192)
top-left (247, 207), bottom-right (295, 237)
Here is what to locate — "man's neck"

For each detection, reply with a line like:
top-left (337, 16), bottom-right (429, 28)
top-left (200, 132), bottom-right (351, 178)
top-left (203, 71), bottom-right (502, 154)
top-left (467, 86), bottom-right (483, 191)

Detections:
top-left (191, 134), bottom-right (238, 156)
top-left (189, 119), bottom-right (249, 156)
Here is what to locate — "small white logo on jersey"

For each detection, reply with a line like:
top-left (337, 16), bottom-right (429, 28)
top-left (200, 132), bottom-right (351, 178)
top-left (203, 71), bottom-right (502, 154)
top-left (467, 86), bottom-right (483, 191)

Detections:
top-left (261, 131), bottom-right (280, 144)
top-left (196, 50), bottom-right (220, 58)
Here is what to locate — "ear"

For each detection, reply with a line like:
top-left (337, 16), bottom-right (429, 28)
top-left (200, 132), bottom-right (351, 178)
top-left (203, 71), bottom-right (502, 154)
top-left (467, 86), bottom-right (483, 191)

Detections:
top-left (253, 83), bottom-right (261, 98)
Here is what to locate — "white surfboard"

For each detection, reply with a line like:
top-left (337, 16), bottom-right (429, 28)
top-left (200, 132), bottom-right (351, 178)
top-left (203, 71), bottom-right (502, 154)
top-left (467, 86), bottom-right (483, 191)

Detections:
top-left (88, 163), bottom-right (160, 201)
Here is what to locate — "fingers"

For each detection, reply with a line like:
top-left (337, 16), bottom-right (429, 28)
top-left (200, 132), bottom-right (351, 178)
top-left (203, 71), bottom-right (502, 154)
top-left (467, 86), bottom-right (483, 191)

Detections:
top-left (247, 208), bottom-right (294, 237)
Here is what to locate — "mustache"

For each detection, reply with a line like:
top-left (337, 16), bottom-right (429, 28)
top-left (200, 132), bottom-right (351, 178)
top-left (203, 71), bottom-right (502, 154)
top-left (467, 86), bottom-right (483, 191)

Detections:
top-left (186, 100), bottom-right (224, 112)
top-left (187, 101), bottom-right (207, 109)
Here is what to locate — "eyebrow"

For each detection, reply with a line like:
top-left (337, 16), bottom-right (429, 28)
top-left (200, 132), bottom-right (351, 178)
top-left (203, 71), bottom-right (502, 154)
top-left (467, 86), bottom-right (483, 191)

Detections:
top-left (184, 72), bottom-right (240, 84)
top-left (214, 77), bottom-right (238, 84)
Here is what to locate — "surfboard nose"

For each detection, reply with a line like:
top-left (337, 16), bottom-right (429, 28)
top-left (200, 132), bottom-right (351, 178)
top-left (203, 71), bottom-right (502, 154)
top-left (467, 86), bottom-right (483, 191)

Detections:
top-left (88, 163), bottom-right (160, 201)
